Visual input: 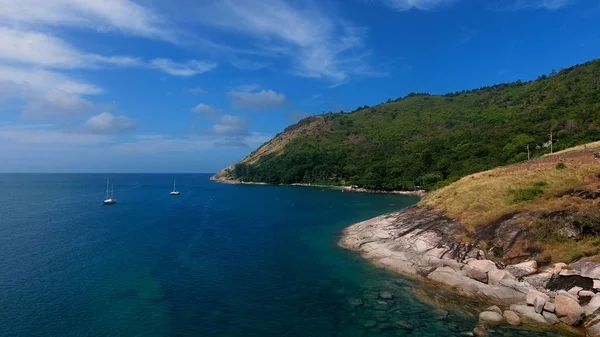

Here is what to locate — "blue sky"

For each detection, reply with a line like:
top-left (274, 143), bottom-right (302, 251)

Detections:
top-left (0, 0), bottom-right (599, 173)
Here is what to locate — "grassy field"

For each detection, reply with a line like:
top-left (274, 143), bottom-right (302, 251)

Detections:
top-left (421, 143), bottom-right (600, 262)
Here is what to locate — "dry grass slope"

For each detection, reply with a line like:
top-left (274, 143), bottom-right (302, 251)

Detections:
top-left (422, 148), bottom-right (600, 229)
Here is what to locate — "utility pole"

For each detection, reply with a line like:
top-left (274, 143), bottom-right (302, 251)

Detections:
top-left (527, 144), bottom-right (530, 161)
top-left (550, 130), bottom-right (553, 154)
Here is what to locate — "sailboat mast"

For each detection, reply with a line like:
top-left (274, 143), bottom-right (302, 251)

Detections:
top-left (173, 177), bottom-right (176, 192)
top-left (106, 178), bottom-right (110, 199)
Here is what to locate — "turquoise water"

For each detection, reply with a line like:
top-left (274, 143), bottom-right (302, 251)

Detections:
top-left (0, 174), bottom-right (554, 336)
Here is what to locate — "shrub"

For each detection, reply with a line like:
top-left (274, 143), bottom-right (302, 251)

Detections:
top-left (556, 162), bottom-right (567, 170)
top-left (510, 186), bottom-right (545, 203)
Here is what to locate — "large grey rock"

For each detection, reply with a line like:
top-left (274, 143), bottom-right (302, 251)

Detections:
top-left (555, 294), bottom-right (585, 326)
top-left (509, 304), bottom-right (547, 324)
top-left (465, 265), bottom-right (488, 283)
top-left (506, 261), bottom-right (538, 278)
top-left (503, 310), bottom-right (521, 326)
top-left (479, 311), bottom-right (504, 325)
top-left (526, 290), bottom-right (550, 306)
top-left (523, 272), bottom-right (553, 290)
top-left (441, 259), bottom-right (464, 272)
top-left (542, 311), bottom-right (560, 325)
top-left (427, 268), bottom-right (526, 304)
top-left (533, 296), bottom-right (546, 314)
top-left (594, 279), bottom-right (600, 290)
top-left (544, 301), bottom-right (555, 313)
top-left (570, 261), bottom-right (600, 279)
top-left (486, 305), bottom-right (502, 315)
top-left (468, 259), bottom-right (497, 273)
top-left (488, 269), bottom-right (517, 285)
top-left (584, 295), bottom-right (600, 316)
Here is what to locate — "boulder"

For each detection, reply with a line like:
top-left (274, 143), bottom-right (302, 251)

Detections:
top-left (533, 296), bottom-right (546, 314)
top-left (465, 266), bottom-right (488, 283)
top-left (488, 269), bottom-right (517, 285)
top-left (569, 286), bottom-right (583, 297)
top-left (434, 266), bottom-right (457, 274)
top-left (585, 313), bottom-right (600, 337)
top-left (594, 279), bottom-right (600, 291)
top-left (555, 294), bottom-right (585, 326)
top-left (584, 295), bottom-right (600, 316)
top-left (486, 305), bottom-right (502, 315)
top-left (557, 289), bottom-right (579, 301)
top-left (580, 290), bottom-right (596, 298)
top-left (544, 301), bottom-right (555, 313)
top-left (509, 304), bottom-right (547, 324)
top-left (479, 311), bottom-right (504, 325)
top-left (441, 259), bottom-right (464, 272)
top-left (503, 310), bottom-right (521, 326)
top-left (542, 311), bottom-right (560, 325)
top-left (506, 261), bottom-right (538, 279)
top-left (468, 259), bottom-right (497, 273)
top-left (553, 263), bottom-right (568, 275)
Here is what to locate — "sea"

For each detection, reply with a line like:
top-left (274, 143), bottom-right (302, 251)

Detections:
top-left (0, 174), bottom-right (557, 336)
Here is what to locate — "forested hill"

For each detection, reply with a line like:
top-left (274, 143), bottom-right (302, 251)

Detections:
top-left (215, 59), bottom-right (600, 191)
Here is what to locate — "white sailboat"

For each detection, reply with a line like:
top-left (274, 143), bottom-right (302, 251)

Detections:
top-left (103, 178), bottom-right (117, 205)
top-left (170, 177), bottom-right (180, 196)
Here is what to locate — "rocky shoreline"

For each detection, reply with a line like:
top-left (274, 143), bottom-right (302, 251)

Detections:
top-left (339, 206), bottom-right (600, 336)
top-left (210, 176), bottom-right (426, 197)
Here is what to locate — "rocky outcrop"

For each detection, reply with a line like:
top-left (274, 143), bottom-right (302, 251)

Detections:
top-left (340, 205), bottom-right (600, 336)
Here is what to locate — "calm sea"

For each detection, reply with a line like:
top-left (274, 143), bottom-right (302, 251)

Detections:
top-left (0, 174), bottom-right (554, 336)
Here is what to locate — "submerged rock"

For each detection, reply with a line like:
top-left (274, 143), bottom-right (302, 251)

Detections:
top-left (473, 326), bottom-right (488, 336)
top-left (379, 291), bottom-right (394, 300)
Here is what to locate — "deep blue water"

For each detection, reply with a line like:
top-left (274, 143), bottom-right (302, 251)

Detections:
top-left (0, 174), bottom-right (554, 336)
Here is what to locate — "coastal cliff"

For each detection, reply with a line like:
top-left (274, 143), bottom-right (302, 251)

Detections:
top-left (341, 145), bottom-right (600, 336)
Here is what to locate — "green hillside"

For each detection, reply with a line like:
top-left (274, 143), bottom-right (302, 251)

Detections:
top-left (219, 59), bottom-right (600, 190)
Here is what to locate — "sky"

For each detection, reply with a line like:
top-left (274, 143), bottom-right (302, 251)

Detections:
top-left (0, 0), bottom-right (599, 173)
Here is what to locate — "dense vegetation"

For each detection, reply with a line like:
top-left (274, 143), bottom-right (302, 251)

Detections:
top-left (227, 59), bottom-right (600, 190)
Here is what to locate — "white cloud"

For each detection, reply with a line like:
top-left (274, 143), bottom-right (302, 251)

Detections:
top-left (0, 27), bottom-right (142, 69)
top-left (229, 89), bottom-right (288, 110)
top-left (191, 103), bottom-right (215, 114)
top-left (0, 0), bottom-right (172, 41)
top-left (209, 115), bottom-right (249, 136)
top-left (194, 0), bottom-right (372, 83)
top-left (83, 112), bottom-right (137, 134)
top-left (493, 0), bottom-right (574, 10)
top-left (382, 0), bottom-right (453, 10)
top-left (186, 87), bottom-right (206, 94)
top-left (151, 58), bottom-right (218, 77)
top-left (0, 124), bottom-right (110, 145)
top-left (0, 66), bottom-right (101, 95)
top-left (0, 66), bottom-right (104, 118)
